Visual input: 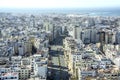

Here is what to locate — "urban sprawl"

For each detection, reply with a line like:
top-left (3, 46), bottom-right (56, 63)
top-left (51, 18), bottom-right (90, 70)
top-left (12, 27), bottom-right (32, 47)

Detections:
top-left (0, 13), bottom-right (120, 80)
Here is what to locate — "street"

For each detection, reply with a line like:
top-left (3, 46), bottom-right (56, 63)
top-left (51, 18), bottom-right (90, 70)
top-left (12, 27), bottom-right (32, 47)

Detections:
top-left (48, 35), bottom-right (69, 80)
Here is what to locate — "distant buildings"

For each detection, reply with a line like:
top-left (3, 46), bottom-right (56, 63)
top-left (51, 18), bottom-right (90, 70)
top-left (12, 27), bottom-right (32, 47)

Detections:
top-left (1, 13), bottom-right (120, 80)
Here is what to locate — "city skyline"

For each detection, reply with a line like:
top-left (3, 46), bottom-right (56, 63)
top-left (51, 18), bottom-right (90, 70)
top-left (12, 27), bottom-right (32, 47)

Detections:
top-left (1, 1), bottom-right (120, 79)
top-left (0, 0), bottom-right (120, 9)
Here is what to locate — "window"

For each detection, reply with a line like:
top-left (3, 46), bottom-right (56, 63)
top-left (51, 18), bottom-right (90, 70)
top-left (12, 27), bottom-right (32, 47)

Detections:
top-left (5, 77), bottom-right (7, 79)
top-left (11, 77), bottom-right (14, 79)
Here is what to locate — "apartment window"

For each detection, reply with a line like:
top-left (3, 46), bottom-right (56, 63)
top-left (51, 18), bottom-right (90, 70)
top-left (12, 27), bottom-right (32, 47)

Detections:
top-left (5, 77), bottom-right (7, 79)
top-left (11, 77), bottom-right (14, 79)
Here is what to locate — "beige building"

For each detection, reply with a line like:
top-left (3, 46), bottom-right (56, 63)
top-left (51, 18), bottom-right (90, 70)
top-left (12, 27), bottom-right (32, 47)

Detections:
top-left (18, 66), bottom-right (31, 80)
top-left (63, 37), bottom-right (86, 78)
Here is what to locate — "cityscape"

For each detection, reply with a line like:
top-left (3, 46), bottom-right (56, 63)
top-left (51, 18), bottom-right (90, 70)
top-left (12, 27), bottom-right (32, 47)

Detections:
top-left (1, 0), bottom-right (120, 80)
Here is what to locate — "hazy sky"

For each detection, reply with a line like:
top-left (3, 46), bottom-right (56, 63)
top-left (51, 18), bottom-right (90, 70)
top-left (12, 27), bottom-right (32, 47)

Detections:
top-left (0, 0), bottom-right (120, 8)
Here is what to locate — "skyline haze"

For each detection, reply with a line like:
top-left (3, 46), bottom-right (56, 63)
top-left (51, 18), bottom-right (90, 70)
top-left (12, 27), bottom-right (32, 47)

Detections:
top-left (0, 0), bottom-right (120, 9)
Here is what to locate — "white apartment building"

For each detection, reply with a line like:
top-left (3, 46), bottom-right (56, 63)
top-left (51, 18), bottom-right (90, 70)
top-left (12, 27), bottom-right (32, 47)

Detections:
top-left (30, 54), bottom-right (48, 80)
top-left (78, 68), bottom-right (96, 80)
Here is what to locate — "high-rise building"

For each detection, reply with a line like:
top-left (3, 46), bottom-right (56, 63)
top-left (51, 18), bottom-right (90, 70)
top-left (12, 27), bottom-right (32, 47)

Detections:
top-left (68, 25), bottom-right (82, 40)
top-left (99, 31), bottom-right (106, 52)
